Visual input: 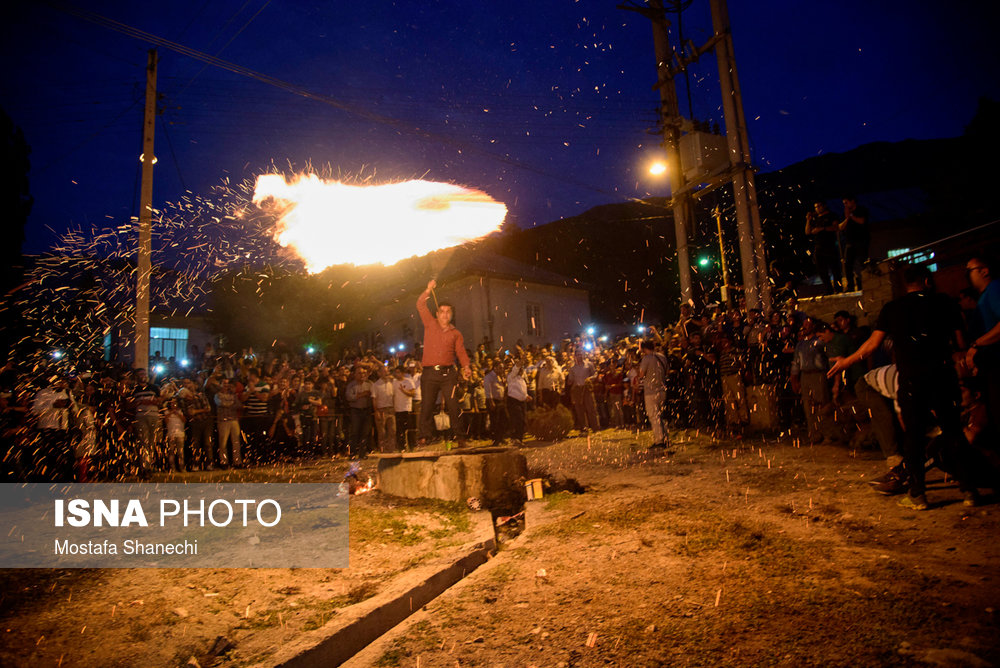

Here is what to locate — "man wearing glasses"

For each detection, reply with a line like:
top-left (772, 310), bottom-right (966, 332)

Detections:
top-left (965, 257), bottom-right (1000, 426)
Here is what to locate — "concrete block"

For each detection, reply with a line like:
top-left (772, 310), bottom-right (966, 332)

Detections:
top-left (375, 448), bottom-right (528, 504)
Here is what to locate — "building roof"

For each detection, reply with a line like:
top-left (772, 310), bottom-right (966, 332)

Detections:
top-left (430, 246), bottom-right (584, 290)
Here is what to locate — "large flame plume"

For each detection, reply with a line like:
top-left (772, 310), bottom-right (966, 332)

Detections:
top-left (252, 173), bottom-right (507, 272)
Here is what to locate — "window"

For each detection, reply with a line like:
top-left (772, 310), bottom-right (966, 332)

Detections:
top-left (888, 248), bottom-right (937, 272)
top-left (526, 303), bottom-right (543, 337)
top-left (150, 326), bottom-right (189, 361)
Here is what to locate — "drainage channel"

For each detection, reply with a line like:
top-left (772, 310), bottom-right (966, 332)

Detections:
top-left (270, 447), bottom-right (527, 667)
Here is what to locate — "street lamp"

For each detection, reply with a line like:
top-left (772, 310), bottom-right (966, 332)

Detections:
top-left (648, 161), bottom-right (668, 176)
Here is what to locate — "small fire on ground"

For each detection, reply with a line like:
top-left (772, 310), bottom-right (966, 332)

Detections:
top-left (351, 477), bottom-right (375, 495)
top-left (252, 173), bottom-right (507, 272)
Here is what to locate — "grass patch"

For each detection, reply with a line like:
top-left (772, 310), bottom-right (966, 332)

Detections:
top-left (544, 491), bottom-right (576, 511)
top-left (349, 498), bottom-right (471, 546)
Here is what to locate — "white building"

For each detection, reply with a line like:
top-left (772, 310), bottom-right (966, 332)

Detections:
top-left (359, 250), bottom-right (591, 354)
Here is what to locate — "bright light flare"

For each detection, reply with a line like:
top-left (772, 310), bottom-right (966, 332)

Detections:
top-left (649, 161), bottom-right (668, 176)
top-left (253, 173), bottom-right (507, 272)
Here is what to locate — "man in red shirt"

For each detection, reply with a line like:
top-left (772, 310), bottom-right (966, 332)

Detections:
top-left (417, 279), bottom-right (471, 445)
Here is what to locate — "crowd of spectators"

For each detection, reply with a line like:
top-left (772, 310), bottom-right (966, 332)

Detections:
top-left (3, 255), bottom-right (998, 499)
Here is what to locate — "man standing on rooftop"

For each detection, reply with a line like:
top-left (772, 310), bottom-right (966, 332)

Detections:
top-left (416, 278), bottom-right (471, 446)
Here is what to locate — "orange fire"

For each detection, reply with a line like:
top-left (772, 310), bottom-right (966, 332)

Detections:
top-left (252, 173), bottom-right (507, 272)
top-left (352, 477), bottom-right (375, 495)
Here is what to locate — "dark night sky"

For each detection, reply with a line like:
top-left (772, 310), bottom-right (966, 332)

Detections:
top-left (2, 1), bottom-right (998, 254)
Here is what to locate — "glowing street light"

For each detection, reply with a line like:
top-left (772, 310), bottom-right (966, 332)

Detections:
top-left (649, 161), bottom-right (668, 176)
top-left (698, 256), bottom-right (711, 268)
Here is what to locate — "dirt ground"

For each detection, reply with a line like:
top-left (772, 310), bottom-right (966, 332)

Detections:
top-left (0, 475), bottom-right (478, 668)
top-left (356, 428), bottom-right (1000, 668)
top-left (2, 428), bottom-right (999, 668)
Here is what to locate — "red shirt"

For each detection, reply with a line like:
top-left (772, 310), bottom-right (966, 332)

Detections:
top-left (418, 292), bottom-right (470, 368)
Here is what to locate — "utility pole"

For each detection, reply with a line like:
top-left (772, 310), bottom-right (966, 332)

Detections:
top-left (709, 0), bottom-right (770, 309)
top-left (135, 48), bottom-right (157, 372)
top-left (623, 0), bottom-right (694, 306)
top-left (628, 0), bottom-right (772, 312)
top-left (712, 206), bottom-right (732, 307)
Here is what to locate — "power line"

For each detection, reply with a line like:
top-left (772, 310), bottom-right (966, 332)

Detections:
top-left (178, 0), bottom-right (273, 94)
top-left (159, 114), bottom-right (188, 191)
top-left (36, 93), bottom-right (144, 173)
top-left (42, 0), bottom-right (649, 204)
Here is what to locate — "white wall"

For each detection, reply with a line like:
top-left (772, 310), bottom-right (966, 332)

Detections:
top-left (366, 275), bottom-right (590, 355)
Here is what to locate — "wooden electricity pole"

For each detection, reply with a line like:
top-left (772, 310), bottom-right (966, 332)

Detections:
top-left (135, 48), bottom-right (157, 372)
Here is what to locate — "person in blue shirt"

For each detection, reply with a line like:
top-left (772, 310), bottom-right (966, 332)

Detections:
top-left (965, 256), bottom-right (1000, 429)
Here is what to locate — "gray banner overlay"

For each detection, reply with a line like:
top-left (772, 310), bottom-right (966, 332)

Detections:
top-left (0, 483), bottom-right (349, 568)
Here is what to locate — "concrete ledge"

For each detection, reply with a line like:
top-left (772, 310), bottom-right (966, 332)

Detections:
top-left (375, 448), bottom-right (528, 503)
top-left (266, 511), bottom-right (496, 668)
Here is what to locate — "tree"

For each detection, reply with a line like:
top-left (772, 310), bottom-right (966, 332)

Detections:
top-left (0, 108), bottom-right (31, 294)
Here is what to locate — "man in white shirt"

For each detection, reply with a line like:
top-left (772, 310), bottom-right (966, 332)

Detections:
top-left (32, 375), bottom-right (73, 480)
top-left (567, 351), bottom-right (600, 432)
top-left (536, 356), bottom-right (564, 408)
top-left (506, 360), bottom-right (530, 445)
top-left (371, 364), bottom-right (396, 452)
top-left (637, 340), bottom-right (669, 448)
top-left (392, 366), bottom-right (416, 450)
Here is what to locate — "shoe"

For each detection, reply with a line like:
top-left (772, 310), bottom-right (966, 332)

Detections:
top-left (962, 491), bottom-right (979, 508)
top-left (869, 464), bottom-right (903, 486)
top-left (872, 476), bottom-right (908, 496)
top-left (898, 494), bottom-right (929, 511)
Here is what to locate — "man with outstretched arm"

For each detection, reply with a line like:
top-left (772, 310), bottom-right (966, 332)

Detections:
top-left (417, 279), bottom-right (471, 446)
top-left (828, 265), bottom-right (978, 510)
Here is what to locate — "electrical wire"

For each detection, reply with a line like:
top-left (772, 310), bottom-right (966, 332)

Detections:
top-left (177, 0), bottom-right (273, 94)
top-left (35, 93), bottom-right (144, 173)
top-left (42, 0), bottom-right (657, 204)
top-left (158, 114), bottom-right (188, 191)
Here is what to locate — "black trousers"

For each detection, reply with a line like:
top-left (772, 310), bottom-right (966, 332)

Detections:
top-left (418, 367), bottom-right (461, 440)
top-left (814, 248), bottom-right (842, 293)
top-left (843, 242), bottom-right (869, 291)
top-left (898, 369), bottom-right (973, 498)
top-left (506, 396), bottom-right (527, 442)
top-left (487, 398), bottom-right (507, 445)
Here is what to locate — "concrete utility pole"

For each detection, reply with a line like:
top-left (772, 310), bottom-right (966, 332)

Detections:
top-left (628, 0), bottom-right (772, 311)
top-left (709, 0), bottom-right (770, 309)
top-left (135, 48), bottom-right (157, 372)
top-left (624, 0), bottom-right (694, 306)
